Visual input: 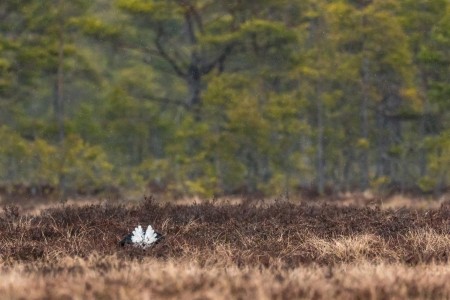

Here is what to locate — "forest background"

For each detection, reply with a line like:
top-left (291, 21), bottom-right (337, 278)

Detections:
top-left (0, 0), bottom-right (448, 199)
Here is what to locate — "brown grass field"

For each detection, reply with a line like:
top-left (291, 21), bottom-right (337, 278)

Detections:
top-left (1, 195), bottom-right (450, 299)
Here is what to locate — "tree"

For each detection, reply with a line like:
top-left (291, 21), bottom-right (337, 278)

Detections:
top-left (0, 0), bottom-right (448, 197)
top-left (117, 0), bottom-right (295, 112)
top-left (324, 1), bottom-right (420, 191)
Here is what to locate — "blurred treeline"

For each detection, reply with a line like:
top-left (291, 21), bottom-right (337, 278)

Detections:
top-left (0, 0), bottom-right (448, 198)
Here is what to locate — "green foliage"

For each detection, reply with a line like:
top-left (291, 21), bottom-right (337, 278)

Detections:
top-left (0, 126), bottom-right (33, 184)
top-left (0, 0), bottom-right (448, 197)
top-left (425, 130), bottom-right (450, 189)
top-left (58, 135), bottom-right (114, 192)
top-left (418, 176), bottom-right (436, 193)
top-left (71, 16), bottom-right (120, 40)
top-left (0, 126), bottom-right (113, 191)
top-left (0, 127), bottom-right (60, 187)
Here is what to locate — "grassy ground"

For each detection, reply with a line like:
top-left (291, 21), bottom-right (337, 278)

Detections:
top-left (1, 196), bottom-right (450, 299)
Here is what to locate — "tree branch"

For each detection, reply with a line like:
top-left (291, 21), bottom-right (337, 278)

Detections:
top-left (154, 28), bottom-right (187, 78)
top-left (200, 44), bottom-right (234, 75)
top-left (179, 1), bottom-right (204, 35)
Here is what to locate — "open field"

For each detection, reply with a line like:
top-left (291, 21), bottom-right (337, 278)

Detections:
top-left (1, 196), bottom-right (450, 299)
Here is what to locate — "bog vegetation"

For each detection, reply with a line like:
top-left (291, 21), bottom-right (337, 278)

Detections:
top-left (1, 196), bottom-right (450, 299)
top-left (0, 0), bottom-right (449, 198)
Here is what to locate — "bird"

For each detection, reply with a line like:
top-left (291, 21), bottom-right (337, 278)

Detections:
top-left (119, 225), bottom-right (164, 247)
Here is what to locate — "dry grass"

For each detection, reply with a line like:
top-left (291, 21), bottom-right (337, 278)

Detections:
top-left (1, 257), bottom-right (450, 300)
top-left (171, 193), bottom-right (450, 209)
top-left (1, 196), bottom-right (450, 299)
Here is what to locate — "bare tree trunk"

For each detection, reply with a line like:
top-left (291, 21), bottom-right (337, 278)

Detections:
top-left (359, 57), bottom-right (370, 189)
top-left (184, 9), bottom-right (202, 112)
top-left (387, 97), bottom-right (403, 186)
top-left (316, 88), bottom-right (325, 195)
top-left (307, 14), bottom-right (326, 195)
top-left (186, 64), bottom-right (202, 108)
top-left (375, 93), bottom-right (402, 187)
top-left (375, 107), bottom-right (389, 178)
top-left (153, 6), bottom-right (233, 115)
top-left (418, 71), bottom-right (430, 177)
top-left (55, 31), bottom-right (65, 143)
top-left (419, 116), bottom-right (427, 177)
top-left (55, 27), bottom-right (67, 202)
top-left (342, 150), bottom-right (353, 191)
top-left (245, 150), bottom-right (257, 194)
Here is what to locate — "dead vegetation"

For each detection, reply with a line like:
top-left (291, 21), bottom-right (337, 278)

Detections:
top-left (1, 197), bottom-right (450, 299)
top-left (2, 258), bottom-right (450, 300)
